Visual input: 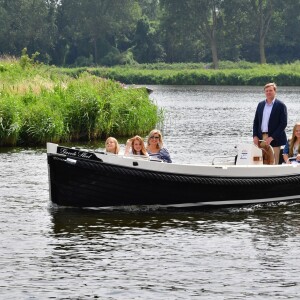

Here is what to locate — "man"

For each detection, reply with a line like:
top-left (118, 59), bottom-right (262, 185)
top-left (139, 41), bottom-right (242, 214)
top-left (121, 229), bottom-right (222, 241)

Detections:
top-left (253, 82), bottom-right (287, 164)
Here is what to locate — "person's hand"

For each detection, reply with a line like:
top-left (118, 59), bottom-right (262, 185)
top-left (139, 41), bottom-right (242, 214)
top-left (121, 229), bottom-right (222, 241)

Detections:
top-left (253, 136), bottom-right (259, 146)
top-left (283, 154), bottom-right (290, 164)
top-left (126, 139), bottom-right (132, 147)
top-left (124, 139), bottom-right (132, 156)
top-left (296, 154), bottom-right (300, 161)
top-left (265, 136), bottom-right (273, 146)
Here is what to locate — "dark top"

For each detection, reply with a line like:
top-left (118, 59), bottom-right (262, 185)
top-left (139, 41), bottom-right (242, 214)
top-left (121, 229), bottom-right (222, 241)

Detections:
top-left (283, 140), bottom-right (300, 156)
top-left (148, 148), bottom-right (172, 163)
top-left (253, 98), bottom-right (287, 147)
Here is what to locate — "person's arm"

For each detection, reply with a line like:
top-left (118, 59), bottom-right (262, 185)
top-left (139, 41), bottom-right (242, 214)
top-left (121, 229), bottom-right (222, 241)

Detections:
top-left (124, 139), bottom-right (131, 156)
top-left (283, 154), bottom-right (290, 164)
top-left (269, 101), bottom-right (288, 141)
top-left (253, 136), bottom-right (259, 146)
top-left (282, 141), bottom-right (290, 163)
top-left (253, 103), bottom-right (261, 145)
top-left (159, 148), bottom-right (172, 163)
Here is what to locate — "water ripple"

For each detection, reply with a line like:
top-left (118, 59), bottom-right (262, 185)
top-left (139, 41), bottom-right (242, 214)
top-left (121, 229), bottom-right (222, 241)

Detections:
top-left (2, 86), bottom-right (300, 299)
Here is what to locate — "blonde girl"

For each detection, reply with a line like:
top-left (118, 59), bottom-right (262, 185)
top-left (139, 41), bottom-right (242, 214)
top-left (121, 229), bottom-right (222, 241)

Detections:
top-left (105, 137), bottom-right (120, 154)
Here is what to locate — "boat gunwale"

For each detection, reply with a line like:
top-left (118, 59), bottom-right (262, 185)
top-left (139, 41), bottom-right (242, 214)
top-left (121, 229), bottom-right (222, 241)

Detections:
top-left (47, 143), bottom-right (300, 178)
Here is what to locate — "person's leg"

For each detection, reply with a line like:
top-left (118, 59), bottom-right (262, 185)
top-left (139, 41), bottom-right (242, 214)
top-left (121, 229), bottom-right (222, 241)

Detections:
top-left (260, 133), bottom-right (279, 164)
top-left (273, 146), bottom-right (280, 164)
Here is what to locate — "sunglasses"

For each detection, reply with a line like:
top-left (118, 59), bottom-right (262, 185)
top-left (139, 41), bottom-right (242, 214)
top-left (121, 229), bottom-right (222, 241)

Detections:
top-left (150, 136), bottom-right (160, 140)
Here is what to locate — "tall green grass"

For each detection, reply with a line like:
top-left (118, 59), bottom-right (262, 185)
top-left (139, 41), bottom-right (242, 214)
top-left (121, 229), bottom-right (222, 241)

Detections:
top-left (0, 59), bottom-right (160, 146)
top-left (61, 60), bottom-right (300, 86)
top-left (0, 94), bottom-right (23, 146)
top-left (3, 57), bottom-right (300, 146)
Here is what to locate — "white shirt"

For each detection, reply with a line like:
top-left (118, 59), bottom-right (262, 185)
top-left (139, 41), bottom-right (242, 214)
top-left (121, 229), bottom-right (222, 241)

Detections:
top-left (261, 99), bottom-right (275, 132)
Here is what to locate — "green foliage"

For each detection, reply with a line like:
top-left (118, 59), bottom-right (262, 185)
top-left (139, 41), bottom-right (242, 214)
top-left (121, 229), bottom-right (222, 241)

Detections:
top-left (3, 57), bottom-right (300, 147)
top-left (97, 86), bottom-right (157, 137)
top-left (66, 61), bottom-right (300, 86)
top-left (63, 80), bottom-right (102, 141)
top-left (19, 48), bottom-right (40, 69)
top-left (0, 95), bottom-right (23, 146)
top-left (101, 49), bottom-right (137, 66)
top-left (0, 64), bottom-right (7, 72)
top-left (0, 62), bottom-right (160, 146)
top-left (1, 0), bottom-right (300, 66)
top-left (20, 101), bottom-right (64, 145)
top-left (74, 55), bottom-right (94, 67)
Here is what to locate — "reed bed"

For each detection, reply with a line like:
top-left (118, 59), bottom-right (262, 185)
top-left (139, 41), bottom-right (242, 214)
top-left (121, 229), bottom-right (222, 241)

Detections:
top-left (0, 60), bottom-right (159, 146)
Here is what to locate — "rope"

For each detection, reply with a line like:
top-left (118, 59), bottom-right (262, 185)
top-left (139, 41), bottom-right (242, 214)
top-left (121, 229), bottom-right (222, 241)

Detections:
top-left (63, 157), bottom-right (300, 187)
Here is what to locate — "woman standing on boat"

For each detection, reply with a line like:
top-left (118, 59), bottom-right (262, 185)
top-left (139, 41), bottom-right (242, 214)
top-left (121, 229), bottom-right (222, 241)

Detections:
top-left (146, 129), bottom-right (172, 163)
top-left (282, 122), bottom-right (300, 164)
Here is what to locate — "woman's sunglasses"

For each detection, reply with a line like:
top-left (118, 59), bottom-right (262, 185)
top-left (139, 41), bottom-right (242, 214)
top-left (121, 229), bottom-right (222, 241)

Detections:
top-left (150, 136), bottom-right (160, 140)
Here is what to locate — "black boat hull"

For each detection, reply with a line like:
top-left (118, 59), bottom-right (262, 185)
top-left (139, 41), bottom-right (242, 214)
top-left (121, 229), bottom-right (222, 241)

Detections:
top-left (47, 154), bottom-right (300, 208)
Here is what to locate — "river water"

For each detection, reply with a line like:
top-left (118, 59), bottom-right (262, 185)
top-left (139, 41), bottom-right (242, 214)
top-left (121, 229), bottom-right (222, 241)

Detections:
top-left (1, 85), bottom-right (300, 299)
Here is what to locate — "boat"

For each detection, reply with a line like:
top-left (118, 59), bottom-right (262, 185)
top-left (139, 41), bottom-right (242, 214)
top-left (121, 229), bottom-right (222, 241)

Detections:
top-left (46, 142), bottom-right (300, 209)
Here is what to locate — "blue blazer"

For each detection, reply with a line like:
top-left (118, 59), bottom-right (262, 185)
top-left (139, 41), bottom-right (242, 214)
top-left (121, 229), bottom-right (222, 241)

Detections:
top-left (253, 98), bottom-right (287, 147)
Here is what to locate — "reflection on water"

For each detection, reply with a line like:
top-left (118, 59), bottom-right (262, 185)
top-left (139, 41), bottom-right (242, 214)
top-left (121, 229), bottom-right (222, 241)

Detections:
top-left (50, 203), bottom-right (300, 238)
top-left (2, 85), bottom-right (300, 299)
top-left (45, 203), bottom-right (300, 299)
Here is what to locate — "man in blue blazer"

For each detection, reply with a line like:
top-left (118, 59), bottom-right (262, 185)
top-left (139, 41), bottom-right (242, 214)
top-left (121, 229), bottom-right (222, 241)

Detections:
top-left (253, 82), bottom-right (287, 164)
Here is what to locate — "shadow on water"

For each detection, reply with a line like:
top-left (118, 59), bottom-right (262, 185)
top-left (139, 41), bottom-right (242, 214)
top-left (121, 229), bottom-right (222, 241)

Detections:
top-left (49, 201), bottom-right (300, 238)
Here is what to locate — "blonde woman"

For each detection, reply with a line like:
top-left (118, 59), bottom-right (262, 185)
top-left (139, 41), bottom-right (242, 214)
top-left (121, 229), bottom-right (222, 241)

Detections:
top-left (282, 122), bottom-right (300, 164)
top-left (125, 135), bottom-right (148, 156)
top-left (146, 129), bottom-right (172, 163)
top-left (105, 137), bottom-right (120, 154)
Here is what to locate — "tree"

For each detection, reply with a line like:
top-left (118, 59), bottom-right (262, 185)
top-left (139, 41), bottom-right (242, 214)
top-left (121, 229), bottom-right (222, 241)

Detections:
top-left (0, 0), bottom-right (57, 62)
top-left (221, 0), bottom-right (252, 61)
top-left (193, 0), bottom-right (224, 68)
top-left (56, 0), bottom-right (141, 65)
top-left (132, 16), bottom-right (165, 62)
top-left (266, 0), bottom-right (300, 63)
top-left (159, 0), bottom-right (224, 67)
top-left (137, 0), bottom-right (160, 20)
top-left (249, 0), bottom-right (274, 64)
top-left (159, 0), bottom-right (204, 63)
top-left (222, 0), bottom-right (283, 64)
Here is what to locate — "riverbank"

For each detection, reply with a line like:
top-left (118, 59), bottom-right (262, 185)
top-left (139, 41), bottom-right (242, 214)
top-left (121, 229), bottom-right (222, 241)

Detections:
top-left (0, 57), bottom-right (160, 147)
top-left (62, 60), bottom-right (300, 86)
top-left (2, 57), bottom-right (300, 146)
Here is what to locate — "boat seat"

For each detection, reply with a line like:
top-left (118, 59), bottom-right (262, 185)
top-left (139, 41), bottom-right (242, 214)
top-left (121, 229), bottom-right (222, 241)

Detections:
top-left (236, 144), bottom-right (263, 165)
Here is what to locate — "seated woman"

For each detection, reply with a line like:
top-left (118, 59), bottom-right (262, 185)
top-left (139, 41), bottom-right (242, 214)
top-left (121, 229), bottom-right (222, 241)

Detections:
top-left (105, 137), bottom-right (120, 154)
top-left (125, 135), bottom-right (148, 157)
top-left (282, 122), bottom-right (300, 164)
top-left (146, 129), bottom-right (172, 163)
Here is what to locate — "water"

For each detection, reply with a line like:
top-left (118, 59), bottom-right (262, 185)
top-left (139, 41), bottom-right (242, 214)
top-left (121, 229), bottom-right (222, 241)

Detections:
top-left (1, 86), bottom-right (300, 299)
top-left (150, 85), bottom-right (300, 164)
